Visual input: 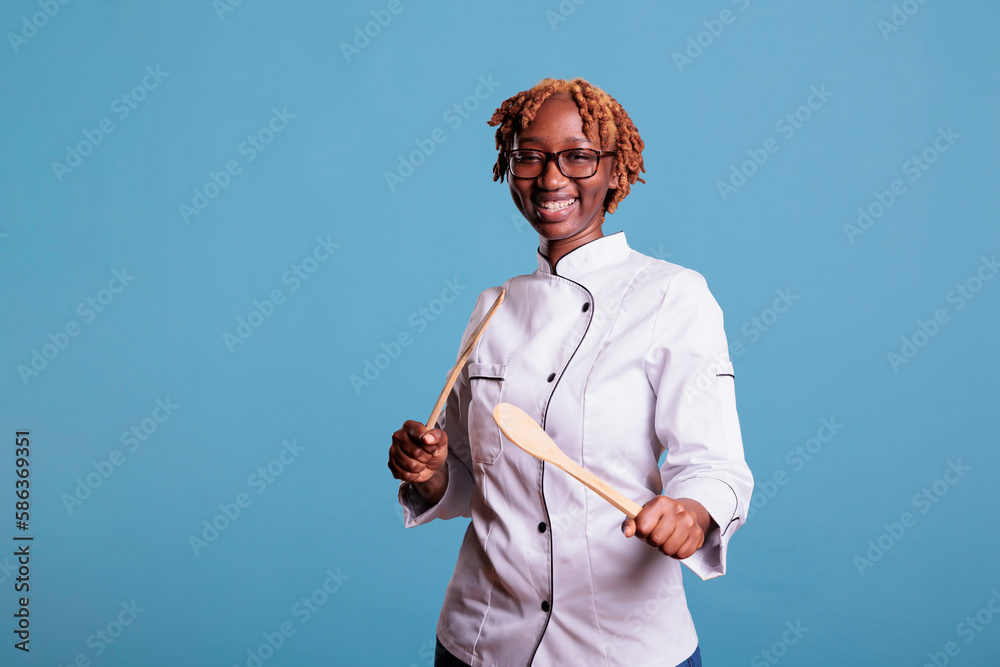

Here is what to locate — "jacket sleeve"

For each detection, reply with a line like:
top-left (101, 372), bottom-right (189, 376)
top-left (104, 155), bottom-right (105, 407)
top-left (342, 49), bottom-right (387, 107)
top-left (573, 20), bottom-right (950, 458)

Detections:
top-left (397, 289), bottom-right (494, 526)
top-left (643, 268), bottom-right (754, 580)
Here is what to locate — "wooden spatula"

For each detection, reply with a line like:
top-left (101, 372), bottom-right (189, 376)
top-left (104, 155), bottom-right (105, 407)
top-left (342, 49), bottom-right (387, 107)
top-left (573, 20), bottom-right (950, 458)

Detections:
top-left (492, 402), bottom-right (643, 518)
top-left (425, 289), bottom-right (506, 428)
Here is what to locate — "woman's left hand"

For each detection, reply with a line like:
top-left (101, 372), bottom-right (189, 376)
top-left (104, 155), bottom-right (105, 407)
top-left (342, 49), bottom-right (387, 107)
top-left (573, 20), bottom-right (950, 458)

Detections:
top-left (621, 496), bottom-right (715, 559)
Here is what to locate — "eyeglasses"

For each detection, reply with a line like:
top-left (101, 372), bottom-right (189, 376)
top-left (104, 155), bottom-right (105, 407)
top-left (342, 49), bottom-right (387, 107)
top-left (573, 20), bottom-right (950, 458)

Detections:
top-left (507, 148), bottom-right (616, 179)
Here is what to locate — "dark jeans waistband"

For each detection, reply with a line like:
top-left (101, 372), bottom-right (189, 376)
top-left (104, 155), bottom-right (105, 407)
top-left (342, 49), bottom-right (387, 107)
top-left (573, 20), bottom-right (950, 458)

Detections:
top-left (434, 637), bottom-right (702, 666)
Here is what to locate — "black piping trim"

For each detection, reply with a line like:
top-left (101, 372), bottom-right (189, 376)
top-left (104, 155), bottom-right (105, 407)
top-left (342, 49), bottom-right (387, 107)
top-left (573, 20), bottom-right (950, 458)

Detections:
top-left (718, 478), bottom-right (741, 537)
top-left (526, 274), bottom-right (595, 666)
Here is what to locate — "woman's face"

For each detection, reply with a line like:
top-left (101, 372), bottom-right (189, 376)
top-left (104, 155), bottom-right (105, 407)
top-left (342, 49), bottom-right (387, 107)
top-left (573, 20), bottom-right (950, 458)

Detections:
top-left (508, 93), bottom-right (617, 250)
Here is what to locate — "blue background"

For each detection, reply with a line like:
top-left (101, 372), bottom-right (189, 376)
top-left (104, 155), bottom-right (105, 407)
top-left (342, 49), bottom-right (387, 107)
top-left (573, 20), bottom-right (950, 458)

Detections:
top-left (2, 1), bottom-right (998, 665)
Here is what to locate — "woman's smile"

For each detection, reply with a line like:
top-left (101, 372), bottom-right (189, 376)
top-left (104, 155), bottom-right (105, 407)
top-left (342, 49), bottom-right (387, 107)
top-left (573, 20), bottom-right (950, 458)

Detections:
top-left (533, 195), bottom-right (579, 220)
top-left (506, 92), bottom-right (617, 266)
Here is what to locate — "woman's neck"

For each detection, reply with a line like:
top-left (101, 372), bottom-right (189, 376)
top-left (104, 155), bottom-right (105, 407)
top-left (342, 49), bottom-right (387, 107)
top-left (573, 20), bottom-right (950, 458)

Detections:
top-left (539, 226), bottom-right (604, 270)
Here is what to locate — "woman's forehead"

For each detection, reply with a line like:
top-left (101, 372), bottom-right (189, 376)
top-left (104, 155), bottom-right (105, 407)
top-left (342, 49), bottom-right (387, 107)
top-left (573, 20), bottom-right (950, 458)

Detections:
top-left (515, 95), bottom-right (601, 146)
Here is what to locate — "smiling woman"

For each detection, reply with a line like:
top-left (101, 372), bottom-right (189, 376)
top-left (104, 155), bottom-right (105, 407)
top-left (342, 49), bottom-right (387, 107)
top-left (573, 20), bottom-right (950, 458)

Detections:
top-left (388, 77), bottom-right (753, 667)
top-left (488, 78), bottom-right (646, 267)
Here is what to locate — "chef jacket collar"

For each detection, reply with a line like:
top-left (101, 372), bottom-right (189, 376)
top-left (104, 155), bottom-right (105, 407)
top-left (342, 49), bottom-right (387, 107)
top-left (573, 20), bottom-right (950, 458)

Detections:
top-left (536, 230), bottom-right (631, 278)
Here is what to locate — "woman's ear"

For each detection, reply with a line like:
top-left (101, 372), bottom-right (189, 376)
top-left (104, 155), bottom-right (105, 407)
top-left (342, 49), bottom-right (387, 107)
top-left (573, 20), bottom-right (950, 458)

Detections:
top-left (606, 157), bottom-right (618, 189)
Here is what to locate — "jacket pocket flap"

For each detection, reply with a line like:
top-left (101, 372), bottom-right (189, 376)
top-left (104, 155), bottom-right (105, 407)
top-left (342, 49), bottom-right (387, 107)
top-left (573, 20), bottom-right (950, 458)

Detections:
top-left (468, 362), bottom-right (507, 381)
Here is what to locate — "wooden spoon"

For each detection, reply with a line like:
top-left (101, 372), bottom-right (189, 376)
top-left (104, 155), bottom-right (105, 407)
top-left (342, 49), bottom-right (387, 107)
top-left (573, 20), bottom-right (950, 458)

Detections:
top-left (492, 402), bottom-right (643, 518)
top-left (425, 289), bottom-right (506, 428)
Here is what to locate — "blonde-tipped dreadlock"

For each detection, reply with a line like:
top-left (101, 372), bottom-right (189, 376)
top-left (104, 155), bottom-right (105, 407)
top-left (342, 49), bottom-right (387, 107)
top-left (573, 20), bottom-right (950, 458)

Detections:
top-left (487, 78), bottom-right (645, 215)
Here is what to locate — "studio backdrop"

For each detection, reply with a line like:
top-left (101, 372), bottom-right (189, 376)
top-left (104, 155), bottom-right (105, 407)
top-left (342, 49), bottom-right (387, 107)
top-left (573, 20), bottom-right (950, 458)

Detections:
top-left (1, 1), bottom-right (998, 665)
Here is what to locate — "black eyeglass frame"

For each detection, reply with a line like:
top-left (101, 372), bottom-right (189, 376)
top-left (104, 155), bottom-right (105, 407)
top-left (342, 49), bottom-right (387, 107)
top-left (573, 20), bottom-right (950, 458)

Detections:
top-left (506, 148), bottom-right (617, 180)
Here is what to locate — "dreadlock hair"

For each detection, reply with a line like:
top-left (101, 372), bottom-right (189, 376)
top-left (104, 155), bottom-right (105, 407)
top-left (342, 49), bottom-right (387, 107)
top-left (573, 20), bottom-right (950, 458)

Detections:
top-left (487, 77), bottom-right (646, 215)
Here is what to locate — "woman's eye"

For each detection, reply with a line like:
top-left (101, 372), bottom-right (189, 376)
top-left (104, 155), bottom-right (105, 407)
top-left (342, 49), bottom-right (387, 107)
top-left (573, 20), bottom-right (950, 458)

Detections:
top-left (516, 154), bottom-right (541, 163)
top-left (566, 151), bottom-right (593, 163)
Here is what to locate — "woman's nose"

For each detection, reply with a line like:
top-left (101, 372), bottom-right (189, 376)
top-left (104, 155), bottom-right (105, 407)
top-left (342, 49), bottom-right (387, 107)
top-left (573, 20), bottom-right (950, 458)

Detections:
top-left (538, 155), bottom-right (569, 189)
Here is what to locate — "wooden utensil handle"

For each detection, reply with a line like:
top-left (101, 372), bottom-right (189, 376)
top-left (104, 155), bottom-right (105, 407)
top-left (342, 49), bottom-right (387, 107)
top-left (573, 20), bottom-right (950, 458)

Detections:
top-left (567, 462), bottom-right (644, 519)
top-left (425, 289), bottom-right (506, 428)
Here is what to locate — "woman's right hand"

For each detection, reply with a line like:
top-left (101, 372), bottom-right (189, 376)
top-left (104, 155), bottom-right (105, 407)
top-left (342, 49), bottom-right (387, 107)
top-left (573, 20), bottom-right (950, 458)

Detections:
top-left (388, 420), bottom-right (449, 484)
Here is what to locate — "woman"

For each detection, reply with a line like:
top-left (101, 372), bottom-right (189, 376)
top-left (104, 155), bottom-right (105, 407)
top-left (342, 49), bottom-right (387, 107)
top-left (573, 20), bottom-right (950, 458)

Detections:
top-left (388, 78), bottom-right (753, 666)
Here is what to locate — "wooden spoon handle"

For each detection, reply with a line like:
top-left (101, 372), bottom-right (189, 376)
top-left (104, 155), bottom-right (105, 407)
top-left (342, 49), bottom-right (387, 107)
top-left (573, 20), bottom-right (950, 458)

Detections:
top-left (425, 289), bottom-right (506, 428)
top-left (557, 458), bottom-right (644, 519)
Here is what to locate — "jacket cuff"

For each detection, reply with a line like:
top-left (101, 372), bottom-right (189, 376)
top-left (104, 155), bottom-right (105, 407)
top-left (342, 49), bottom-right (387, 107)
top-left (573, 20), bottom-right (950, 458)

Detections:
top-left (398, 456), bottom-right (474, 527)
top-left (669, 476), bottom-right (741, 581)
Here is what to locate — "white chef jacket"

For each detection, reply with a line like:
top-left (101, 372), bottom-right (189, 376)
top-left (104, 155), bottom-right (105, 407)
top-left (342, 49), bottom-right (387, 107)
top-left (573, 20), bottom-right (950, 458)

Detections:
top-left (399, 231), bottom-right (753, 667)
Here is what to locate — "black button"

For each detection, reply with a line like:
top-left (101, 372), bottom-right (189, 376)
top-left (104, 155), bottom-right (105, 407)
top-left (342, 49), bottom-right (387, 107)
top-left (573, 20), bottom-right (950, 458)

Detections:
top-left (547, 373), bottom-right (556, 382)
top-left (541, 601), bottom-right (550, 612)
top-left (582, 302), bottom-right (590, 312)
top-left (538, 522), bottom-right (547, 533)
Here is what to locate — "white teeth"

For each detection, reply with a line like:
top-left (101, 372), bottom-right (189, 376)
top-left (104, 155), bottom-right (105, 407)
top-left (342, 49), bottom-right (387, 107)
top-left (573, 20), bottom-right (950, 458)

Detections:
top-left (538, 198), bottom-right (576, 211)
